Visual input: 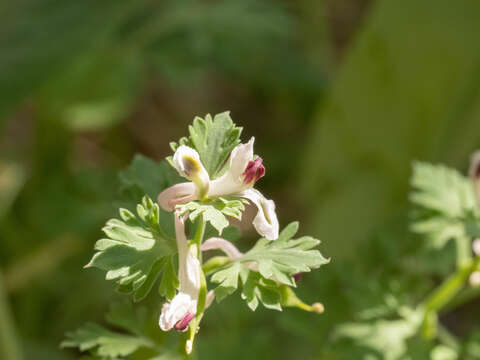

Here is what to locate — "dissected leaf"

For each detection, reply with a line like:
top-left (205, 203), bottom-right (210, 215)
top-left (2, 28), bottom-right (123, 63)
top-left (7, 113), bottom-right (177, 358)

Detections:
top-left (86, 196), bottom-right (178, 301)
top-left (241, 222), bottom-right (329, 286)
top-left (410, 162), bottom-right (476, 218)
top-left (61, 323), bottom-right (149, 358)
top-left (170, 112), bottom-right (242, 177)
top-left (333, 308), bottom-right (424, 360)
top-left (210, 222), bottom-right (328, 310)
top-left (240, 271), bottom-right (281, 311)
top-left (177, 198), bottom-right (246, 234)
top-left (410, 162), bottom-right (478, 250)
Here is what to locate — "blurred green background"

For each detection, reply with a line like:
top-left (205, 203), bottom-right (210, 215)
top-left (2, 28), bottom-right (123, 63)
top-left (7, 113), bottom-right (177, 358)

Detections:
top-left (2, 0), bottom-right (480, 359)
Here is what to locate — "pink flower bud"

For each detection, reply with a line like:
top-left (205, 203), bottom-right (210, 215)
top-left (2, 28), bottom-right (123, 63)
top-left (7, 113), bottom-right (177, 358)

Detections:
top-left (174, 311), bottom-right (195, 331)
top-left (243, 158), bottom-right (265, 185)
top-left (293, 273), bottom-right (303, 283)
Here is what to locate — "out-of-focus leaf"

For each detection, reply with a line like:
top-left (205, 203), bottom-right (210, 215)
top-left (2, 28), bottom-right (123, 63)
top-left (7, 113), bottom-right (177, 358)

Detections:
top-left (0, 162), bottom-right (26, 218)
top-left (61, 323), bottom-right (149, 358)
top-left (0, 0), bottom-right (136, 120)
top-left (40, 49), bottom-right (143, 131)
top-left (333, 308), bottom-right (424, 360)
top-left (302, 0), bottom-right (480, 260)
top-left (410, 162), bottom-right (475, 218)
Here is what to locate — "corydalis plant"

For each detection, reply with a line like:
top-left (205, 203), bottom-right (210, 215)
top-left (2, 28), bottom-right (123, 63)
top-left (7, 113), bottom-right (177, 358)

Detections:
top-left (63, 112), bottom-right (329, 358)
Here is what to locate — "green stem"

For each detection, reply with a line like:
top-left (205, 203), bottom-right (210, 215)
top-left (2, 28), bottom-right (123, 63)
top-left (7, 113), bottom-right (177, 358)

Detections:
top-left (0, 272), bottom-right (22, 360)
top-left (441, 286), bottom-right (480, 314)
top-left (420, 256), bottom-right (480, 339)
top-left (186, 215), bottom-right (207, 357)
top-left (423, 258), bottom-right (480, 313)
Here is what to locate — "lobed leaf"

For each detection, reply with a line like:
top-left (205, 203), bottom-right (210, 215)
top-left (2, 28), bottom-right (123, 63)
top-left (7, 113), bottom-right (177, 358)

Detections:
top-left (177, 197), bottom-right (246, 234)
top-left (86, 196), bottom-right (178, 302)
top-left (61, 323), bottom-right (149, 358)
top-left (170, 112), bottom-right (242, 178)
top-left (210, 222), bottom-right (328, 310)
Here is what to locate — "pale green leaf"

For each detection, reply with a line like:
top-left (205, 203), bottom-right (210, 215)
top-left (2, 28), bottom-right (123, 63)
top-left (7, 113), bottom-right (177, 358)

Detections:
top-left (86, 196), bottom-right (178, 301)
top-left (170, 112), bottom-right (242, 177)
top-left (410, 162), bottom-right (476, 218)
top-left (241, 222), bottom-right (329, 286)
top-left (210, 222), bottom-right (328, 310)
top-left (61, 323), bottom-right (149, 358)
top-left (177, 198), bottom-right (246, 234)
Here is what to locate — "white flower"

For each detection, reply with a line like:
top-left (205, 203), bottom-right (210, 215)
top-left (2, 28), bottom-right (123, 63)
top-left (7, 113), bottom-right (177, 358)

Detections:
top-left (158, 138), bottom-right (279, 240)
top-left (159, 214), bottom-right (201, 332)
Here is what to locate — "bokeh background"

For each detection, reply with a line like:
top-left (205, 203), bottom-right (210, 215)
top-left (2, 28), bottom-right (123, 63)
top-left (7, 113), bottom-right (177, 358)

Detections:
top-left (2, 0), bottom-right (480, 359)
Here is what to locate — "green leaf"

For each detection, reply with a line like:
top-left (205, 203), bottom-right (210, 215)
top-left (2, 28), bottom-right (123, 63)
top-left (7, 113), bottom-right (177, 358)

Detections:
top-left (86, 196), bottom-right (178, 301)
top-left (170, 112), bottom-right (242, 178)
top-left (119, 155), bottom-right (183, 204)
top-left (61, 323), bottom-right (149, 358)
top-left (211, 262), bottom-right (243, 301)
top-left (158, 256), bottom-right (179, 301)
top-left (241, 222), bottom-right (329, 286)
top-left (177, 198), bottom-right (247, 234)
top-left (105, 302), bottom-right (147, 336)
top-left (410, 162), bottom-right (476, 218)
top-left (410, 162), bottom-right (477, 251)
top-left (241, 271), bottom-right (282, 311)
top-left (333, 308), bottom-right (424, 360)
top-left (210, 222), bottom-right (328, 310)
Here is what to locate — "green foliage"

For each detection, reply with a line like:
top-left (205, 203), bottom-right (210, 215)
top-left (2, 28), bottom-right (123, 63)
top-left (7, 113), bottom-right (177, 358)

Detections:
top-left (210, 222), bottom-right (328, 310)
top-left (333, 307), bottom-right (425, 360)
top-left (176, 197), bottom-right (247, 234)
top-left (242, 222), bottom-right (329, 286)
top-left (410, 162), bottom-right (476, 249)
top-left (62, 323), bottom-right (149, 358)
top-left (119, 155), bottom-right (182, 205)
top-left (86, 197), bottom-right (178, 302)
top-left (169, 112), bottom-right (242, 178)
top-left (62, 302), bottom-right (180, 359)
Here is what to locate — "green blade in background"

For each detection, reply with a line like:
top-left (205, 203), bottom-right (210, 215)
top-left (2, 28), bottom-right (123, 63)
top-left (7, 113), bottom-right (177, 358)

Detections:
top-left (301, 0), bottom-right (480, 259)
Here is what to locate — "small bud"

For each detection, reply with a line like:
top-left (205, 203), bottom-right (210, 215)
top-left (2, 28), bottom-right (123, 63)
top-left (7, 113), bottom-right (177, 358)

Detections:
top-left (473, 238), bottom-right (480, 256)
top-left (311, 302), bottom-right (325, 314)
top-left (174, 312), bottom-right (196, 332)
top-left (243, 157), bottom-right (265, 185)
top-left (186, 340), bottom-right (193, 355)
top-left (470, 271), bottom-right (480, 287)
top-left (292, 273), bottom-right (303, 283)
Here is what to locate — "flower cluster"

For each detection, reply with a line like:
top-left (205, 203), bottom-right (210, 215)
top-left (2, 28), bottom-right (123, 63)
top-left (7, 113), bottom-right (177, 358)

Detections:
top-left (79, 113), bottom-right (328, 357)
top-left (154, 114), bottom-right (326, 354)
top-left (157, 136), bottom-right (280, 344)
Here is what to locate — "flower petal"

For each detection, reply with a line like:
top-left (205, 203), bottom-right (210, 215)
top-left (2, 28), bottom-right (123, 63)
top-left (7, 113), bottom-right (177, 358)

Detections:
top-left (208, 138), bottom-right (255, 197)
top-left (159, 292), bottom-right (197, 331)
top-left (173, 145), bottom-right (209, 198)
top-left (201, 237), bottom-right (243, 259)
top-left (159, 213), bottom-right (201, 332)
top-left (157, 182), bottom-right (196, 211)
top-left (240, 188), bottom-right (279, 240)
top-left (175, 214), bottom-right (201, 296)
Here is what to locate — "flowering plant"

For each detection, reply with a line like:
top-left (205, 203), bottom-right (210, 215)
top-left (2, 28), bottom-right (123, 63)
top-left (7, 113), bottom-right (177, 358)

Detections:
top-left (62, 112), bottom-right (329, 358)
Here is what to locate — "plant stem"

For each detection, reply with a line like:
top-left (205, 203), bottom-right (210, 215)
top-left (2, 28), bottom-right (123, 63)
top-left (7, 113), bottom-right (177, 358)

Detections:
top-left (420, 256), bottom-right (480, 339)
top-left (0, 272), bottom-right (22, 360)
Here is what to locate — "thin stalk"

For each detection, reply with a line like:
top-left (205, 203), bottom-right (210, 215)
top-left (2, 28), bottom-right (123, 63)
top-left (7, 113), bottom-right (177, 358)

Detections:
top-left (0, 272), bottom-right (22, 360)
top-left (420, 256), bottom-right (480, 339)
